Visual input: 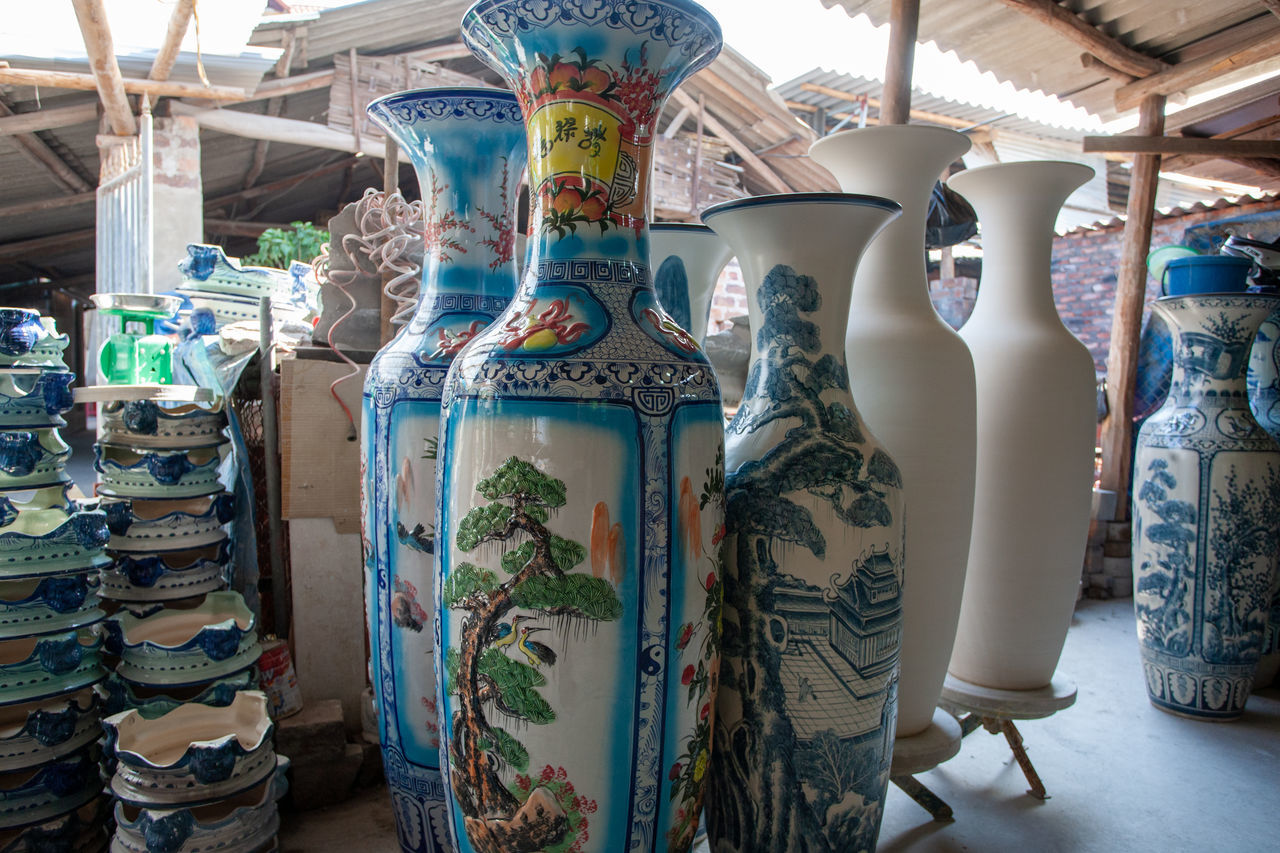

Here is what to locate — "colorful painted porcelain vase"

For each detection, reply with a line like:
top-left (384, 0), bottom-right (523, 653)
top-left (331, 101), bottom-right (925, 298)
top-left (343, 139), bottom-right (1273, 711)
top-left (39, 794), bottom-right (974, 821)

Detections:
top-left (435, 4), bottom-right (724, 852)
top-left (808, 126), bottom-right (976, 737)
top-left (1246, 311), bottom-right (1280, 687)
top-left (360, 86), bottom-right (526, 853)
top-left (699, 194), bottom-right (903, 853)
top-left (1132, 292), bottom-right (1280, 719)
top-left (945, 161), bottom-right (1096, 690)
top-left (651, 223), bottom-right (733, 345)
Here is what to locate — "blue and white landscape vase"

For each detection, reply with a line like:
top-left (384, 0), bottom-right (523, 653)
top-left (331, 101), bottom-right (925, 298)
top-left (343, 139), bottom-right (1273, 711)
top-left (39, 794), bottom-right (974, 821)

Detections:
top-left (1246, 310), bottom-right (1280, 687)
top-left (360, 86), bottom-right (526, 853)
top-left (650, 223), bottom-right (734, 346)
top-left (701, 193), bottom-right (904, 853)
top-left (436, 3), bottom-right (724, 851)
top-left (1133, 292), bottom-right (1280, 720)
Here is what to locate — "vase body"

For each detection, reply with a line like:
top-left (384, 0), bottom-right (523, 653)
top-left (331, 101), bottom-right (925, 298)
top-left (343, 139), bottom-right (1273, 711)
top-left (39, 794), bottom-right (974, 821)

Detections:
top-left (1246, 311), bottom-right (1280, 687)
top-left (437, 4), bottom-right (724, 852)
top-left (701, 194), bottom-right (904, 853)
top-left (1133, 293), bottom-right (1280, 719)
top-left (360, 87), bottom-right (526, 853)
top-left (807, 126), bottom-right (975, 734)
top-left (651, 223), bottom-right (733, 345)
top-left (945, 161), bottom-right (1096, 689)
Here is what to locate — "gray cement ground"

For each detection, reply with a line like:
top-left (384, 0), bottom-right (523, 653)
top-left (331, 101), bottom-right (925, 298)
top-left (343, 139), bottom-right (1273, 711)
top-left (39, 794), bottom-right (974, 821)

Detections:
top-left (277, 597), bottom-right (1280, 851)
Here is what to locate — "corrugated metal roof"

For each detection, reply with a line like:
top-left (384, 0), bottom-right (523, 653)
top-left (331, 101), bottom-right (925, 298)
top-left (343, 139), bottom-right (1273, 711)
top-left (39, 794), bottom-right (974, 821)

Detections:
top-left (251, 0), bottom-right (476, 67)
top-left (820, 0), bottom-right (1280, 122)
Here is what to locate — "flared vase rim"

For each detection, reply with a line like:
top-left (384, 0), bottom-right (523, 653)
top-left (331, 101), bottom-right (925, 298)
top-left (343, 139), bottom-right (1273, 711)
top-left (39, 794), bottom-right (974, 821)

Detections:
top-left (365, 85), bottom-right (518, 117)
top-left (650, 222), bottom-right (713, 233)
top-left (700, 192), bottom-right (902, 222)
top-left (461, 0), bottom-right (723, 76)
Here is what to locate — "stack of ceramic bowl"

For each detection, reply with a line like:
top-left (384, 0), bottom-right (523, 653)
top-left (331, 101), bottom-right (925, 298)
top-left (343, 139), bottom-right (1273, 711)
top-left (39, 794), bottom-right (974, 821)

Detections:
top-left (0, 309), bottom-right (111, 849)
top-left (102, 690), bottom-right (288, 852)
top-left (175, 243), bottom-right (318, 330)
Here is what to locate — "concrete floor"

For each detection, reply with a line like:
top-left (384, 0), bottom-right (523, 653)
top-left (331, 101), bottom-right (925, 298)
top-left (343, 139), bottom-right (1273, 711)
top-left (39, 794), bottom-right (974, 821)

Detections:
top-left (280, 598), bottom-right (1279, 852)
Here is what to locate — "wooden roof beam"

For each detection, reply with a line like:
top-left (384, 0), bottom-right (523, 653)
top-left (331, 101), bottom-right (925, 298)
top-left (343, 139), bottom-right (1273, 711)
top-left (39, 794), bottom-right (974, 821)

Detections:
top-left (0, 66), bottom-right (248, 102)
top-left (997, 0), bottom-right (1168, 78)
top-left (670, 88), bottom-right (791, 194)
top-left (1261, 1), bottom-right (1280, 22)
top-left (0, 100), bottom-right (93, 193)
top-left (0, 102), bottom-right (99, 137)
top-left (70, 0), bottom-right (136, 136)
top-left (148, 0), bottom-right (195, 82)
top-left (1115, 28), bottom-right (1280, 111)
top-left (1083, 136), bottom-right (1280, 157)
top-left (0, 190), bottom-right (95, 219)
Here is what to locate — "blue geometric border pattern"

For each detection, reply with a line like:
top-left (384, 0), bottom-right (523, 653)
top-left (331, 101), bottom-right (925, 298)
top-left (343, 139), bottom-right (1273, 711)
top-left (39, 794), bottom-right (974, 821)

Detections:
top-left (369, 89), bottom-right (523, 128)
top-left (429, 294), bottom-right (512, 314)
top-left (536, 259), bottom-right (648, 288)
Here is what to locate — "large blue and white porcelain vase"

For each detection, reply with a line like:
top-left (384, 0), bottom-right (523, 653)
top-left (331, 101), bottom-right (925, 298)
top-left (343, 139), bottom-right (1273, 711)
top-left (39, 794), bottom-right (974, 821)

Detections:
top-left (360, 86), bottom-right (526, 853)
top-left (701, 193), bottom-right (904, 853)
top-left (1133, 292), bottom-right (1280, 719)
top-left (436, 3), bottom-right (724, 852)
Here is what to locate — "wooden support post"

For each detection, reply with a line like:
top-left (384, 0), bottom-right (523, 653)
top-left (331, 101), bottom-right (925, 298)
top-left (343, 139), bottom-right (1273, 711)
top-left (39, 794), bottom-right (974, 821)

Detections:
top-left (1098, 94), bottom-right (1166, 520)
top-left (70, 0), bottom-right (137, 136)
top-left (690, 93), bottom-right (704, 214)
top-left (349, 49), bottom-right (363, 153)
top-left (148, 0), bottom-right (195, 82)
top-left (882, 0), bottom-right (920, 126)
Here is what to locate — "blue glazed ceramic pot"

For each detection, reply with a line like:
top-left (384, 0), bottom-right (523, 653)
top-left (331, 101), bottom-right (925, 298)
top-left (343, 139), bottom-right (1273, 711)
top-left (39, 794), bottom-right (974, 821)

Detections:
top-left (701, 194), bottom-right (904, 853)
top-left (1133, 293), bottom-right (1280, 719)
top-left (360, 86), bottom-right (527, 853)
top-left (435, 4), bottom-right (724, 852)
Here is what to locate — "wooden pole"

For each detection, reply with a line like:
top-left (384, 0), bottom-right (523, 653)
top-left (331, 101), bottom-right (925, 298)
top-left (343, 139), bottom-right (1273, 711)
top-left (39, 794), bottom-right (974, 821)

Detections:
top-left (349, 49), bottom-right (363, 153)
top-left (690, 93), bottom-right (704, 214)
top-left (1098, 94), bottom-right (1166, 521)
top-left (0, 67), bottom-right (247, 102)
top-left (0, 190), bottom-right (95, 219)
top-left (882, 0), bottom-right (920, 125)
top-left (69, 0), bottom-right (137, 136)
top-left (670, 89), bottom-right (790, 193)
top-left (148, 0), bottom-right (195, 82)
top-left (0, 103), bottom-right (99, 136)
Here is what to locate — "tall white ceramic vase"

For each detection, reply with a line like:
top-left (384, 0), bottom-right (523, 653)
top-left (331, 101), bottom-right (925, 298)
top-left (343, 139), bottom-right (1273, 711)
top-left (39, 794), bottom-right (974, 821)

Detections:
top-left (947, 161), bottom-right (1097, 689)
top-left (808, 126), bottom-right (976, 737)
top-left (651, 223), bottom-right (734, 345)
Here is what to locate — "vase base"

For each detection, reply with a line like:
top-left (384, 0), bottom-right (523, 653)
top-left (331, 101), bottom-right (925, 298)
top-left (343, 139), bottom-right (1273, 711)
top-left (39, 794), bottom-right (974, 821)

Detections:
top-left (940, 672), bottom-right (1077, 721)
top-left (891, 708), bottom-right (962, 776)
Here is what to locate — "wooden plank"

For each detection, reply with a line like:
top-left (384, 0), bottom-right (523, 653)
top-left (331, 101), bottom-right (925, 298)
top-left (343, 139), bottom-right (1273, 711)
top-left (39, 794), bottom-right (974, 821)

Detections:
top-left (1115, 28), bottom-right (1280, 112)
top-left (280, 357), bottom-right (367, 520)
top-left (0, 66), bottom-right (247, 101)
top-left (671, 88), bottom-right (791, 194)
top-left (0, 102), bottom-right (98, 136)
top-left (250, 69), bottom-right (333, 100)
top-left (70, 0), bottom-right (136, 136)
top-left (1262, 0), bottom-right (1280, 20)
top-left (996, 0), bottom-right (1167, 78)
top-left (1083, 136), bottom-right (1280, 157)
top-left (148, 0), bottom-right (194, 82)
top-left (1098, 94), bottom-right (1166, 520)
top-left (882, 0), bottom-right (919, 125)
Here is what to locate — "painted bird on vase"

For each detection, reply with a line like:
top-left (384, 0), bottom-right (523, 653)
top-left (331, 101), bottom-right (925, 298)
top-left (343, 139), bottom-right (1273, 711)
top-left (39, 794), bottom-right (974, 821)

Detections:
top-left (487, 614), bottom-right (523, 651)
top-left (517, 625), bottom-right (558, 668)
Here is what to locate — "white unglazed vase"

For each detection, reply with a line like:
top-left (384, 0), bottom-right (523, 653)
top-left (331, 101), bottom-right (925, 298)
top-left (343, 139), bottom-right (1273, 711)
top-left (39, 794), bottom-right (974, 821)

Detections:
top-left (702, 193), bottom-right (904, 853)
top-left (947, 161), bottom-right (1097, 689)
top-left (808, 126), bottom-right (976, 736)
top-left (650, 223), bottom-right (734, 345)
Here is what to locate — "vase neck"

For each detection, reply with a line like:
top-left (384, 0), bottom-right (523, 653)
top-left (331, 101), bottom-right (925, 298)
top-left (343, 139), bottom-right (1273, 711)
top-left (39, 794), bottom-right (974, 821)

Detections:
top-left (462, 1), bottom-right (723, 281)
top-left (1160, 295), bottom-right (1280, 404)
top-left (366, 90), bottom-right (527, 337)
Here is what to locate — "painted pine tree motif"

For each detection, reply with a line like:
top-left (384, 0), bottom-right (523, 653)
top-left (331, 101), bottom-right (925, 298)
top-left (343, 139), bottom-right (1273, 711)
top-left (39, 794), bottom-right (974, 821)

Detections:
top-left (1203, 463), bottom-right (1280, 663)
top-left (442, 457), bottom-right (622, 853)
top-left (667, 445), bottom-right (726, 851)
top-left (1134, 458), bottom-right (1197, 656)
top-left (708, 264), bottom-right (902, 853)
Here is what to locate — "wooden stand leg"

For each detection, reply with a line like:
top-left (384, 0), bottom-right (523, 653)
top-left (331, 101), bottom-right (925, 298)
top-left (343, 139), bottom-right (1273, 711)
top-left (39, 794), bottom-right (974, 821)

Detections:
top-left (891, 775), bottom-right (954, 822)
top-left (1000, 720), bottom-right (1048, 800)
